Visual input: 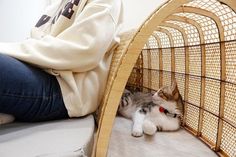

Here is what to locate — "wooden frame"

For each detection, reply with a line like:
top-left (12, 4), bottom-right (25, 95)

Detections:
top-left (93, 0), bottom-right (236, 157)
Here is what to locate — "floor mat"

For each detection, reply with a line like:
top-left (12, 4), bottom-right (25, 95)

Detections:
top-left (108, 116), bottom-right (217, 157)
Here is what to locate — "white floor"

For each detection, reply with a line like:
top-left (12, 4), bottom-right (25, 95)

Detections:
top-left (108, 116), bottom-right (218, 157)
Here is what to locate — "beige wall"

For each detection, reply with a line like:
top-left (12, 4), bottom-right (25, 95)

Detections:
top-left (0, 0), bottom-right (48, 42)
top-left (0, 0), bottom-right (166, 41)
top-left (121, 0), bottom-right (166, 32)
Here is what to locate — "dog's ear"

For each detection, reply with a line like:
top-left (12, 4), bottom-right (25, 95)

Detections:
top-left (178, 94), bottom-right (184, 115)
top-left (171, 80), bottom-right (180, 101)
top-left (171, 80), bottom-right (177, 93)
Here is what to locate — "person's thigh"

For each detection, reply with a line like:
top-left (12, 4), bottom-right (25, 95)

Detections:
top-left (0, 54), bottom-right (69, 122)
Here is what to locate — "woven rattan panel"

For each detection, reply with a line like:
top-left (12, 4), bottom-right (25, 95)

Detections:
top-left (126, 0), bottom-right (236, 156)
top-left (189, 46), bottom-right (202, 76)
top-left (175, 73), bottom-right (185, 99)
top-left (97, 30), bottom-right (136, 125)
top-left (225, 41), bottom-right (236, 84)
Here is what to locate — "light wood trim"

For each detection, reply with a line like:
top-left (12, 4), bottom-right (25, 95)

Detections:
top-left (216, 42), bottom-right (226, 151)
top-left (159, 48), bottom-right (163, 88)
top-left (152, 34), bottom-right (162, 48)
top-left (175, 6), bottom-right (226, 152)
top-left (156, 27), bottom-right (174, 47)
top-left (152, 34), bottom-right (163, 87)
top-left (145, 41), bottom-right (151, 49)
top-left (198, 44), bottom-right (206, 137)
top-left (159, 22), bottom-right (188, 45)
top-left (159, 22), bottom-right (190, 126)
top-left (218, 0), bottom-right (236, 13)
top-left (130, 0), bottom-right (191, 50)
top-left (140, 52), bottom-right (144, 91)
top-left (165, 15), bottom-right (205, 44)
top-left (183, 49), bottom-right (189, 126)
top-left (173, 5), bottom-right (227, 151)
top-left (145, 41), bottom-right (152, 90)
top-left (173, 6), bottom-right (225, 41)
top-left (164, 16), bottom-right (205, 130)
top-left (96, 0), bottom-right (204, 156)
top-left (165, 14), bottom-right (207, 135)
top-left (156, 27), bottom-right (175, 81)
top-left (96, 1), bottom-right (192, 155)
top-left (95, 31), bottom-right (138, 157)
top-left (148, 48), bottom-right (152, 90)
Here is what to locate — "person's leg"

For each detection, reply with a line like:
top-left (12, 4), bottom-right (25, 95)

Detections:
top-left (0, 54), bottom-right (69, 122)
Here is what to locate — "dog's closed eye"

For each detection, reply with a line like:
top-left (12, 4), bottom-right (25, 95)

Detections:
top-left (158, 90), bottom-right (167, 100)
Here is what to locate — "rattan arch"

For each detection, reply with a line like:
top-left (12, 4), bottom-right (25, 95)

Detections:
top-left (94, 0), bottom-right (236, 157)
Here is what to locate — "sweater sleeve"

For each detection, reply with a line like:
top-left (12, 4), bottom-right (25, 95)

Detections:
top-left (0, 3), bottom-right (120, 72)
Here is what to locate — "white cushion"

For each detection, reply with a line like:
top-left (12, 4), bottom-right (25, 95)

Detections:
top-left (0, 115), bottom-right (95, 157)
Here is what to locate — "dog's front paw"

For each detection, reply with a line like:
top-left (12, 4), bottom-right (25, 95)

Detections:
top-left (132, 127), bottom-right (143, 137)
top-left (143, 120), bottom-right (157, 135)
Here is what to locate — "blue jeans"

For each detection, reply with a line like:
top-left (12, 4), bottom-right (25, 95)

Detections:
top-left (0, 54), bottom-right (69, 122)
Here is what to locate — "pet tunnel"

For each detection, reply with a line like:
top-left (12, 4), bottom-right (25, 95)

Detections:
top-left (94, 0), bottom-right (236, 157)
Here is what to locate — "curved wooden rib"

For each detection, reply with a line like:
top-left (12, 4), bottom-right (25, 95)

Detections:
top-left (164, 14), bottom-right (207, 139)
top-left (95, 0), bottom-right (235, 156)
top-left (152, 34), bottom-right (163, 87)
top-left (95, 30), bottom-right (137, 157)
top-left (156, 27), bottom-right (175, 81)
top-left (145, 35), bottom-right (161, 49)
top-left (95, 0), bottom-right (191, 156)
top-left (174, 6), bottom-right (224, 41)
top-left (159, 22), bottom-right (189, 125)
top-left (159, 22), bottom-right (188, 46)
top-left (151, 34), bottom-right (162, 48)
top-left (165, 15), bottom-right (205, 44)
top-left (156, 27), bottom-right (174, 47)
top-left (145, 43), bottom-right (150, 49)
top-left (218, 0), bottom-right (236, 15)
top-left (174, 6), bottom-right (227, 151)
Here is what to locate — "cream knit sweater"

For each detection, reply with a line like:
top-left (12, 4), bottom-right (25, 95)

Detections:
top-left (0, 0), bottom-right (123, 117)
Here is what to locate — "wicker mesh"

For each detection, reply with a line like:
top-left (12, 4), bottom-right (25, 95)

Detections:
top-left (162, 49), bottom-right (172, 71)
top-left (175, 12), bottom-right (220, 44)
top-left (175, 73), bottom-right (185, 99)
top-left (224, 83), bottom-right (236, 124)
top-left (188, 76), bottom-right (201, 106)
top-left (143, 44), bottom-right (148, 49)
top-left (142, 88), bottom-right (150, 93)
top-left (128, 68), bottom-right (139, 88)
top-left (166, 20), bottom-right (201, 46)
top-left (125, 1), bottom-right (235, 156)
top-left (95, 30), bottom-right (137, 157)
top-left (186, 0), bottom-right (236, 41)
top-left (142, 49), bottom-right (149, 69)
top-left (151, 70), bottom-right (160, 91)
top-left (189, 46), bottom-right (202, 76)
top-left (205, 43), bottom-right (221, 79)
top-left (147, 36), bottom-right (159, 49)
top-left (150, 49), bottom-right (160, 70)
top-left (159, 26), bottom-right (185, 47)
top-left (186, 104), bottom-right (199, 131)
top-left (154, 31), bottom-right (171, 48)
top-left (92, 0), bottom-right (236, 156)
top-left (175, 47), bottom-right (185, 73)
top-left (93, 0), bottom-right (236, 157)
top-left (162, 71), bottom-right (172, 87)
top-left (225, 41), bottom-right (236, 84)
top-left (204, 79), bottom-right (220, 115)
top-left (143, 69), bottom-right (149, 89)
top-left (201, 111), bottom-right (218, 144)
top-left (221, 122), bottom-right (236, 157)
